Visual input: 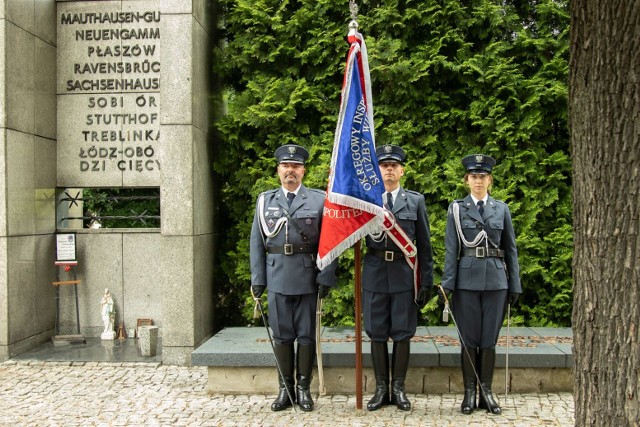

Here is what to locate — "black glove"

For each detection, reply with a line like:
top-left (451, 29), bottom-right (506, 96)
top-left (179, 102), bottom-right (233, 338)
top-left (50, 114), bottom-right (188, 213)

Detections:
top-left (251, 285), bottom-right (266, 298)
top-left (415, 286), bottom-right (431, 308)
top-left (318, 284), bottom-right (331, 299)
top-left (437, 287), bottom-right (452, 304)
top-left (508, 292), bottom-right (520, 306)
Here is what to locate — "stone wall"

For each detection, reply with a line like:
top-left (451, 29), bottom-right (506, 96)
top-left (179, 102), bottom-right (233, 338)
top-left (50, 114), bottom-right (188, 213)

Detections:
top-left (0, 0), bottom-right (219, 365)
top-left (0, 0), bottom-right (58, 360)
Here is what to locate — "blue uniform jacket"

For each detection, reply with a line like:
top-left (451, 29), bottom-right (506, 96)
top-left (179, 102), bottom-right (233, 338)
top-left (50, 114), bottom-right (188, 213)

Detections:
top-left (362, 187), bottom-right (434, 294)
top-left (441, 195), bottom-right (521, 293)
top-left (250, 185), bottom-right (337, 295)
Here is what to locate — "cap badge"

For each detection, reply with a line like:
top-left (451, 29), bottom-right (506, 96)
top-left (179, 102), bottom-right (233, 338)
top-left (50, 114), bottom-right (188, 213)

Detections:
top-left (288, 146), bottom-right (296, 154)
top-left (475, 155), bottom-right (484, 162)
top-left (384, 145), bottom-right (392, 153)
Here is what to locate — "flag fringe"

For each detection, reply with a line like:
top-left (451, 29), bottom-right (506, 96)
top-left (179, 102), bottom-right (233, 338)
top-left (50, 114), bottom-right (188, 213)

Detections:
top-left (316, 219), bottom-right (380, 270)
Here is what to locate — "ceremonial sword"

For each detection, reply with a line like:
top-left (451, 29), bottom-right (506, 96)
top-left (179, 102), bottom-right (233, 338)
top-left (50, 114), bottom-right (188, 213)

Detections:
top-left (252, 290), bottom-right (297, 412)
top-left (437, 284), bottom-right (496, 411)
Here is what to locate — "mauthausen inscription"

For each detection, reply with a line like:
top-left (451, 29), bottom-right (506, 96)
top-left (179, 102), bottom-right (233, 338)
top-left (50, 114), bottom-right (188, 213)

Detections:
top-left (60, 11), bottom-right (161, 25)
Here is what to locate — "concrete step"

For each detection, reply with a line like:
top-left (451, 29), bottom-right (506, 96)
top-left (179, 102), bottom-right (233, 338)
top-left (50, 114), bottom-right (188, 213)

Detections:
top-left (192, 326), bottom-right (573, 395)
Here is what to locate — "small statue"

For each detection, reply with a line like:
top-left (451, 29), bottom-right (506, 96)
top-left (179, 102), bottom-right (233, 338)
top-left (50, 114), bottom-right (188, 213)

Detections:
top-left (100, 288), bottom-right (115, 340)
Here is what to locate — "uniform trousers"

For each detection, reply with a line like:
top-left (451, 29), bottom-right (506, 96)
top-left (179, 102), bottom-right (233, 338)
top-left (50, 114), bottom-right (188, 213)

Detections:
top-left (364, 289), bottom-right (417, 342)
top-left (268, 291), bottom-right (316, 345)
top-left (452, 289), bottom-right (507, 348)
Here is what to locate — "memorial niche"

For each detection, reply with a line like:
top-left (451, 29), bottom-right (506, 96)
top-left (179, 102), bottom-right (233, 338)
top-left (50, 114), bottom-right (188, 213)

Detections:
top-left (60, 188), bottom-right (161, 228)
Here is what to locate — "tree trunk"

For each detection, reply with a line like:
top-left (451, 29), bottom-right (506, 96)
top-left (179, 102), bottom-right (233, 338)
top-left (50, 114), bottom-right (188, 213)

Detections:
top-left (570, 1), bottom-right (639, 426)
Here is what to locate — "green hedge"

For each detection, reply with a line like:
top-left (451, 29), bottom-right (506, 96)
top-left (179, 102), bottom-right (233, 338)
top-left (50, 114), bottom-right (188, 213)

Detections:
top-left (213, 0), bottom-right (572, 327)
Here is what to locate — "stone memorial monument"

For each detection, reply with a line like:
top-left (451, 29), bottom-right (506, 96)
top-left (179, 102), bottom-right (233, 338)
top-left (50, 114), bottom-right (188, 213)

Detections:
top-left (0, 0), bottom-right (220, 365)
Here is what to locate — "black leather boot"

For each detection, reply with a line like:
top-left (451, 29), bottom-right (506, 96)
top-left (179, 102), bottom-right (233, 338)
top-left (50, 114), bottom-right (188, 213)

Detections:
top-left (460, 346), bottom-right (478, 415)
top-left (390, 340), bottom-right (411, 411)
top-left (367, 341), bottom-right (390, 411)
top-left (477, 348), bottom-right (501, 415)
top-left (296, 343), bottom-right (315, 412)
top-left (271, 342), bottom-right (295, 411)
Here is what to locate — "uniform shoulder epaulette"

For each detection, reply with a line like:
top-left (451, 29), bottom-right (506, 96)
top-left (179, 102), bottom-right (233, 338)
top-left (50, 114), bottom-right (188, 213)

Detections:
top-left (447, 199), bottom-right (464, 214)
top-left (260, 189), bottom-right (279, 197)
top-left (404, 189), bottom-right (423, 197)
top-left (308, 188), bottom-right (326, 195)
top-left (493, 198), bottom-right (506, 205)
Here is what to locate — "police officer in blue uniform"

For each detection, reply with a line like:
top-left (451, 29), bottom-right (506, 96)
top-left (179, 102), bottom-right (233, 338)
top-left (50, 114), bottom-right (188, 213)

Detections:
top-left (250, 144), bottom-right (338, 412)
top-left (363, 145), bottom-right (434, 411)
top-left (440, 154), bottom-right (521, 415)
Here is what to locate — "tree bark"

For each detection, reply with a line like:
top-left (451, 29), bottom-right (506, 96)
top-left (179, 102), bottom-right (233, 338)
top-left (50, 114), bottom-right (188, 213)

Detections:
top-left (570, 1), bottom-right (640, 425)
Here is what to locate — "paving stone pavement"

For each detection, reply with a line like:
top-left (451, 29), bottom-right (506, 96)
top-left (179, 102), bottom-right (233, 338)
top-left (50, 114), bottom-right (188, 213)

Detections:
top-left (0, 361), bottom-right (574, 426)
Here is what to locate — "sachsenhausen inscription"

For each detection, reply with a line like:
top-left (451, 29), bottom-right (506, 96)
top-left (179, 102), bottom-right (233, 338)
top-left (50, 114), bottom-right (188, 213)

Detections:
top-left (57, 3), bottom-right (161, 186)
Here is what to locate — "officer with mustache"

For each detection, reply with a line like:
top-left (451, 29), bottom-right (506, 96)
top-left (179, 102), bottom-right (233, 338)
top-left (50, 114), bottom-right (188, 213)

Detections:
top-left (250, 144), bottom-right (338, 412)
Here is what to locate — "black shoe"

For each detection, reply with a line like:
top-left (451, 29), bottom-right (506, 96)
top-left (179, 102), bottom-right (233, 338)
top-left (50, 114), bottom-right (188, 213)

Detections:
top-left (367, 385), bottom-right (390, 411)
top-left (390, 386), bottom-right (411, 411)
top-left (271, 386), bottom-right (295, 411)
top-left (478, 389), bottom-right (501, 415)
top-left (296, 384), bottom-right (314, 412)
top-left (461, 388), bottom-right (476, 415)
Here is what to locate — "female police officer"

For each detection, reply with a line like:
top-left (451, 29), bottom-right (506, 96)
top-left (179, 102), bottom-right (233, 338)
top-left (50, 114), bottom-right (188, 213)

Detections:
top-left (440, 154), bottom-right (521, 415)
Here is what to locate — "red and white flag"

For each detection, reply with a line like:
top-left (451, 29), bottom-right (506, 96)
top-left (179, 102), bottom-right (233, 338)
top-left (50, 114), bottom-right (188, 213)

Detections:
top-left (316, 29), bottom-right (386, 270)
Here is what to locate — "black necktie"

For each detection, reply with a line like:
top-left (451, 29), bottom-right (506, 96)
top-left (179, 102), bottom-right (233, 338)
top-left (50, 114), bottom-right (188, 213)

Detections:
top-left (287, 192), bottom-right (295, 207)
top-left (386, 192), bottom-right (394, 210)
top-left (477, 200), bottom-right (484, 216)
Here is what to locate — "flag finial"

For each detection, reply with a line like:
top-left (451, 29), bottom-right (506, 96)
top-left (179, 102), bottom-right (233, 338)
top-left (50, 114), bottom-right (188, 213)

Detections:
top-left (350, 0), bottom-right (359, 20)
top-left (349, 1), bottom-right (359, 32)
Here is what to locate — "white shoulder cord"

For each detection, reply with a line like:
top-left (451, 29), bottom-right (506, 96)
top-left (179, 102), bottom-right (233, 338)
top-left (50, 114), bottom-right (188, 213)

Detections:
top-left (452, 202), bottom-right (488, 249)
top-left (369, 207), bottom-right (392, 243)
top-left (258, 194), bottom-right (288, 238)
top-left (369, 230), bottom-right (386, 242)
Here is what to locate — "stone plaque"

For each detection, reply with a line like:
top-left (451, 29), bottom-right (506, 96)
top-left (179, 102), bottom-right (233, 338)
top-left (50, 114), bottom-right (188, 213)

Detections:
top-left (57, 1), bottom-right (161, 187)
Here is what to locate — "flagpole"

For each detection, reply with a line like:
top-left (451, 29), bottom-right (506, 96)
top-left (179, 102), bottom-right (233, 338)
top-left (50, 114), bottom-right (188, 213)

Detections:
top-left (349, 0), bottom-right (364, 411)
top-left (314, 0), bottom-right (379, 409)
top-left (354, 240), bottom-right (363, 411)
